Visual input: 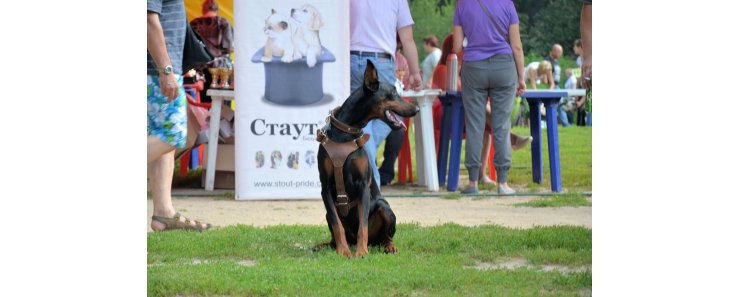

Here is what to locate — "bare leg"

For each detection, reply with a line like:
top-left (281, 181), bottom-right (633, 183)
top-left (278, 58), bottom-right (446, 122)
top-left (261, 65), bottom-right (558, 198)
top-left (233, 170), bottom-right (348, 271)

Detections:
top-left (479, 102), bottom-right (496, 184)
top-left (174, 108), bottom-right (198, 159)
top-left (478, 131), bottom-right (493, 183)
top-left (510, 132), bottom-right (533, 151)
top-left (148, 136), bottom-right (208, 230)
top-left (148, 135), bottom-right (176, 164)
top-left (149, 148), bottom-right (177, 230)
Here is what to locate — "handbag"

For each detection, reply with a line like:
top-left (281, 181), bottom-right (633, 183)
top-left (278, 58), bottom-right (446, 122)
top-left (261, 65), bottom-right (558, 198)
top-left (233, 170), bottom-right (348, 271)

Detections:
top-left (182, 21), bottom-right (214, 73)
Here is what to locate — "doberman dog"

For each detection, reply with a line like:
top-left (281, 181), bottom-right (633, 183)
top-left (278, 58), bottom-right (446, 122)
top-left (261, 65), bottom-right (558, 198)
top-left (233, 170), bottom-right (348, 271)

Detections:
top-left (315, 60), bottom-right (418, 257)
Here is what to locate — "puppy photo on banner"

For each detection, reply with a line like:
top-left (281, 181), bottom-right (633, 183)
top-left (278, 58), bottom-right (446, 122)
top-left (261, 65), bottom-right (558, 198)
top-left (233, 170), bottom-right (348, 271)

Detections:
top-left (235, 1), bottom-right (350, 200)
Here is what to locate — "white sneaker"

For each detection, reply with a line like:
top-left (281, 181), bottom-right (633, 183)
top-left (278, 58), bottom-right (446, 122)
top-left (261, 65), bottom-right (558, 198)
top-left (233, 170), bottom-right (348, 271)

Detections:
top-left (497, 185), bottom-right (516, 195)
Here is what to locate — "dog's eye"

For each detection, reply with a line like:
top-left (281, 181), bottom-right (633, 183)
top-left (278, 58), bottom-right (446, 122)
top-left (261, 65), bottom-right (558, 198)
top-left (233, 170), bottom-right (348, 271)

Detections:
top-left (303, 9), bottom-right (308, 12)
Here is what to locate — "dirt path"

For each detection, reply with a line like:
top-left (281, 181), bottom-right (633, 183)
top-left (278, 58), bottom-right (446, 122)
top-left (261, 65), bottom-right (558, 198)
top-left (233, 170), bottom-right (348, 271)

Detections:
top-left (147, 196), bottom-right (591, 232)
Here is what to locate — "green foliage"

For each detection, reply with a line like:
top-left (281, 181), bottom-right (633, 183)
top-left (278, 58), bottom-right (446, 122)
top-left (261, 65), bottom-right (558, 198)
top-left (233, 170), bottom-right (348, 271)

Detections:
top-left (517, 0), bottom-right (582, 58)
top-left (409, 0), bottom-right (456, 63)
top-left (408, 0), bottom-right (583, 66)
top-left (148, 224), bottom-right (591, 296)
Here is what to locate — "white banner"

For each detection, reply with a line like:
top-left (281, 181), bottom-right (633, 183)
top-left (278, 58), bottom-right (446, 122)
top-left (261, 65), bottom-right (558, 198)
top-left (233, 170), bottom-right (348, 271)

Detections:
top-left (234, 0), bottom-right (350, 199)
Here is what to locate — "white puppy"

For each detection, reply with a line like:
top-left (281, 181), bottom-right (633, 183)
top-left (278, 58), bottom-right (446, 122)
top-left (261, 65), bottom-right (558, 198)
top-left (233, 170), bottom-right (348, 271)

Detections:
top-left (270, 151), bottom-right (283, 169)
top-left (262, 9), bottom-right (294, 63)
top-left (290, 4), bottom-right (323, 67)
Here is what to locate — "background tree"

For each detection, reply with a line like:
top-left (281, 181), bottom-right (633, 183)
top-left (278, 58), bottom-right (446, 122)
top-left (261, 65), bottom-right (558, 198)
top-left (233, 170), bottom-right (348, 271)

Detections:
top-left (408, 0), bottom-right (581, 65)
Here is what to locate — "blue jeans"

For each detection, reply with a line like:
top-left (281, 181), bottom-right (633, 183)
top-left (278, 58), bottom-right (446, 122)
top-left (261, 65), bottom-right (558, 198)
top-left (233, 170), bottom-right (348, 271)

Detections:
top-left (350, 54), bottom-right (396, 187)
top-left (557, 104), bottom-right (570, 127)
top-left (555, 86), bottom-right (570, 127)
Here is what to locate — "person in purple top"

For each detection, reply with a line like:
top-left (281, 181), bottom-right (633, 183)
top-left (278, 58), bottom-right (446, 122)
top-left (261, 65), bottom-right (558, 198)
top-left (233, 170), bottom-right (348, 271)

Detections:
top-left (452, 0), bottom-right (526, 195)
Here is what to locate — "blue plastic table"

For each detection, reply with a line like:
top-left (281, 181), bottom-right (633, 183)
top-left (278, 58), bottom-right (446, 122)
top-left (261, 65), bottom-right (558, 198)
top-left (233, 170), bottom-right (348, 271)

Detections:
top-left (437, 92), bottom-right (466, 192)
top-left (522, 91), bottom-right (568, 192)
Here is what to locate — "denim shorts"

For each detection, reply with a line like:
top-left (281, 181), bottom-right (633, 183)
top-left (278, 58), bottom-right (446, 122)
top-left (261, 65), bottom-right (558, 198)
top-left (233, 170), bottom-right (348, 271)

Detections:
top-left (147, 75), bottom-right (187, 148)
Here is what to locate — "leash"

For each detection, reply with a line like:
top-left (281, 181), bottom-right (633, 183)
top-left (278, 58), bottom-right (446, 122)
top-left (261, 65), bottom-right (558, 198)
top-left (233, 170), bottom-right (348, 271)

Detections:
top-left (316, 107), bottom-right (369, 216)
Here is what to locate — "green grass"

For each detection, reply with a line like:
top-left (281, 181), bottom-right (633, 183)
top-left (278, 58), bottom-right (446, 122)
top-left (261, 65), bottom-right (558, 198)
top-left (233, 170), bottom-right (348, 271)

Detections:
top-left (442, 192), bottom-right (462, 200)
top-left (379, 125), bottom-right (591, 193)
top-left (213, 191), bottom-right (236, 201)
top-left (514, 193), bottom-right (592, 208)
top-left (148, 224), bottom-right (591, 296)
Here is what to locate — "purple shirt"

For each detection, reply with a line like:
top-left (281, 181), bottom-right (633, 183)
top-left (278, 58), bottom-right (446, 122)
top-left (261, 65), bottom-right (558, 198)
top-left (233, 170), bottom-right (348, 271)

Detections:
top-left (453, 0), bottom-right (519, 62)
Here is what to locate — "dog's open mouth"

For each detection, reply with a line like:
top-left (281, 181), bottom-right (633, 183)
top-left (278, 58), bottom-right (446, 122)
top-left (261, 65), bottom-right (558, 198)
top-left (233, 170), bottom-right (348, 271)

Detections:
top-left (385, 109), bottom-right (406, 130)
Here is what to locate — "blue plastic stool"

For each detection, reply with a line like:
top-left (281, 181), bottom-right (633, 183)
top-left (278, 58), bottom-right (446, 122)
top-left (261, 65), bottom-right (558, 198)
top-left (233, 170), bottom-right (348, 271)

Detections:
top-left (437, 92), bottom-right (465, 192)
top-left (522, 91), bottom-right (568, 192)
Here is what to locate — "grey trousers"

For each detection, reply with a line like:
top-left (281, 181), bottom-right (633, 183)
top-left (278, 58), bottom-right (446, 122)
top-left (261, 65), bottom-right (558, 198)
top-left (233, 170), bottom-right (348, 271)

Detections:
top-left (460, 54), bottom-right (517, 183)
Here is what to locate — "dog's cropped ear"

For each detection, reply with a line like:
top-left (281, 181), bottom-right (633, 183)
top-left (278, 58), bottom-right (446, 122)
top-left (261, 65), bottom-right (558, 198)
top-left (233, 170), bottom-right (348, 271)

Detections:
top-left (310, 10), bottom-right (324, 31)
top-left (364, 60), bottom-right (379, 92)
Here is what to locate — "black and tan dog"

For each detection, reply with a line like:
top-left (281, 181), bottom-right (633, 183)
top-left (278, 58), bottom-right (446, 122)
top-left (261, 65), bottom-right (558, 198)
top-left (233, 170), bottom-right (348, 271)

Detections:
top-left (315, 60), bottom-right (418, 257)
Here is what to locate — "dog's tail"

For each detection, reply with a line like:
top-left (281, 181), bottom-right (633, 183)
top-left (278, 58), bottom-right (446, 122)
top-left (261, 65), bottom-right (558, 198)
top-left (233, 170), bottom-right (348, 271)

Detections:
top-left (311, 241), bottom-right (335, 252)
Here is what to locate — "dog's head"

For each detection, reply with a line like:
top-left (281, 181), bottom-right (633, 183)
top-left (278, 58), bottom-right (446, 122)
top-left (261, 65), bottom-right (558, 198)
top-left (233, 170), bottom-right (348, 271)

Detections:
top-left (342, 60), bottom-right (419, 130)
top-left (271, 150), bottom-right (282, 159)
top-left (264, 9), bottom-right (291, 38)
top-left (290, 4), bottom-right (323, 31)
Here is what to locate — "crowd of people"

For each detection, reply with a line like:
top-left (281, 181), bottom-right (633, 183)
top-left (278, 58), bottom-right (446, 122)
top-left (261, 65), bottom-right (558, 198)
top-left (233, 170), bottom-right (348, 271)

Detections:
top-left (147, 0), bottom-right (592, 231)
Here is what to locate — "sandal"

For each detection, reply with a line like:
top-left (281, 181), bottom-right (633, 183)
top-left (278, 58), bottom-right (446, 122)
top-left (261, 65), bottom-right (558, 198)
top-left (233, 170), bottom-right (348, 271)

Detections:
top-left (151, 212), bottom-right (211, 231)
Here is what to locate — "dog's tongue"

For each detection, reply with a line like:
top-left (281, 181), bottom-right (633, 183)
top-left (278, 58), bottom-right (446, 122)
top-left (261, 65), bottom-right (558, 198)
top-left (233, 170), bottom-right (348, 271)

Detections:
top-left (386, 110), bottom-right (406, 130)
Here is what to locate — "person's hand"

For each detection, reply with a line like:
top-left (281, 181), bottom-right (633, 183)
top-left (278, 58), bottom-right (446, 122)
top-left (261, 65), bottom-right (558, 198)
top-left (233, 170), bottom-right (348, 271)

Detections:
top-left (516, 79), bottom-right (526, 97)
top-left (581, 59), bottom-right (591, 90)
top-left (408, 72), bottom-right (422, 91)
top-left (408, 71), bottom-right (422, 91)
top-left (159, 73), bottom-right (179, 102)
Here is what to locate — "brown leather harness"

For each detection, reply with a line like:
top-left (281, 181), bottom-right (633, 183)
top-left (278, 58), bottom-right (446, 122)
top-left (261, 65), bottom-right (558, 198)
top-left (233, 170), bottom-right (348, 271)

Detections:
top-left (316, 108), bottom-right (370, 217)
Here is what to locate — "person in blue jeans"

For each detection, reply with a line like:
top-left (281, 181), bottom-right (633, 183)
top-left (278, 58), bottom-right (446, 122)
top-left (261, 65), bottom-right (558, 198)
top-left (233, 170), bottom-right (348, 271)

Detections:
top-left (350, 0), bottom-right (422, 188)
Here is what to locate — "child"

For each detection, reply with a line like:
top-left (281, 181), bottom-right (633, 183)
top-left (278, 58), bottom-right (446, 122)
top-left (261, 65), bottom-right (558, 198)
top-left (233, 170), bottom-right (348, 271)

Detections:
top-left (563, 68), bottom-right (578, 123)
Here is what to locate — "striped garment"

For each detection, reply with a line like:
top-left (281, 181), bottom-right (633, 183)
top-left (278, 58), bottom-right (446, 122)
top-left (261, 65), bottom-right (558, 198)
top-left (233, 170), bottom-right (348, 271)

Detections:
top-left (147, 0), bottom-right (185, 75)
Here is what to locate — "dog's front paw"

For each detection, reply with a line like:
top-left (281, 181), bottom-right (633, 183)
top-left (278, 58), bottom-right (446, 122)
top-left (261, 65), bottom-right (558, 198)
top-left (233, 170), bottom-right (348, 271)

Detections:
top-left (261, 56), bottom-right (272, 63)
top-left (384, 244), bottom-right (398, 254)
top-left (281, 55), bottom-right (294, 63)
top-left (354, 247), bottom-right (369, 258)
top-left (336, 246), bottom-right (352, 258)
top-left (293, 52), bottom-right (303, 61)
top-left (307, 55), bottom-right (317, 68)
